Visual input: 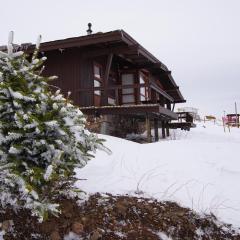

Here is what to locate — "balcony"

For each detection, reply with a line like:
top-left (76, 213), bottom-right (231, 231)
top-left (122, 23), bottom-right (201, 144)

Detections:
top-left (77, 82), bottom-right (177, 120)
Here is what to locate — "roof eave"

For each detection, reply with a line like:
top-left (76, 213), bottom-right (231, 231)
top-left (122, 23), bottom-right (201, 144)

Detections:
top-left (27, 30), bottom-right (124, 53)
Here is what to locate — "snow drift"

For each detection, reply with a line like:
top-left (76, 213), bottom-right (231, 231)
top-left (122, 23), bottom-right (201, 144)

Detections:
top-left (75, 121), bottom-right (240, 227)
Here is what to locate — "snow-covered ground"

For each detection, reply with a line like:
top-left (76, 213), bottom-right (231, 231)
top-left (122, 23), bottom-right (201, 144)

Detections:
top-left (75, 121), bottom-right (240, 227)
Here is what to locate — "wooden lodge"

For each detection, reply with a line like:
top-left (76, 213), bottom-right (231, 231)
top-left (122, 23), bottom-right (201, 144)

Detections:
top-left (18, 26), bottom-right (187, 142)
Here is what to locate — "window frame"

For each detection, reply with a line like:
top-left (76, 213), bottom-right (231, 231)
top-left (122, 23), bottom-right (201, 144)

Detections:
top-left (139, 72), bottom-right (149, 102)
top-left (121, 72), bottom-right (136, 105)
top-left (93, 62), bottom-right (103, 97)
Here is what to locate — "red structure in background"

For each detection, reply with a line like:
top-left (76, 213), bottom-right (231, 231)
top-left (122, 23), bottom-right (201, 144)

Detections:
top-left (225, 114), bottom-right (240, 127)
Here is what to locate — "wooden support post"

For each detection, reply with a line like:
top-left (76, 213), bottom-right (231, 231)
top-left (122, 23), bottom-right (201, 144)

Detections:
top-left (162, 121), bottom-right (166, 139)
top-left (154, 118), bottom-right (159, 142)
top-left (100, 115), bottom-right (109, 135)
top-left (146, 114), bottom-right (151, 143)
top-left (166, 122), bottom-right (170, 137)
top-left (115, 88), bottom-right (119, 105)
top-left (102, 53), bottom-right (113, 105)
top-left (166, 102), bottom-right (171, 137)
top-left (136, 81), bottom-right (141, 105)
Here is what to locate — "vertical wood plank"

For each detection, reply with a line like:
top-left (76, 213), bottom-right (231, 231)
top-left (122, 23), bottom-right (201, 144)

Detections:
top-left (166, 122), bottom-right (170, 137)
top-left (154, 118), bottom-right (159, 142)
top-left (146, 114), bottom-right (151, 143)
top-left (162, 121), bottom-right (166, 139)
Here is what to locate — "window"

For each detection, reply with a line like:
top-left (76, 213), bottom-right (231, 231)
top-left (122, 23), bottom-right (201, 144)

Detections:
top-left (93, 63), bottom-right (102, 95)
top-left (121, 73), bottom-right (135, 104)
top-left (93, 63), bottom-right (102, 105)
top-left (94, 80), bottom-right (101, 96)
top-left (139, 73), bottom-right (148, 101)
top-left (122, 95), bottom-right (135, 103)
top-left (94, 65), bottom-right (101, 79)
top-left (108, 97), bottom-right (115, 105)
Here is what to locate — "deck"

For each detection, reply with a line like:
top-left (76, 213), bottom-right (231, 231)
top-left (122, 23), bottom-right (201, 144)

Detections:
top-left (166, 111), bottom-right (196, 130)
top-left (167, 122), bottom-right (196, 130)
top-left (80, 104), bottom-right (178, 120)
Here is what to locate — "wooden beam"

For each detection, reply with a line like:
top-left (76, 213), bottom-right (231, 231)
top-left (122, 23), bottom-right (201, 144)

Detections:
top-left (102, 53), bottom-right (113, 105)
top-left (154, 118), bottom-right (159, 142)
top-left (26, 31), bottom-right (123, 52)
top-left (162, 121), bottom-right (166, 139)
top-left (76, 83), bottom-right (149, 92)
top-left (166, 122), bottom-right (170, 137)
top-left (146, 114), bottom-right (151, 143)
top-left (174, 99), bottom-right (187, 103)
top-left (167, 122), bottom-right (196, 130)
top-left (80, 104), bottom-right (177, 120)
top-left (82, 45), bottom-right (138, 58)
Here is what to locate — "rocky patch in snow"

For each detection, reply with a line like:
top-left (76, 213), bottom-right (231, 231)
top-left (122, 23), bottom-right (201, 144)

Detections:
top-left (0, 193), bottom-right (239, 240)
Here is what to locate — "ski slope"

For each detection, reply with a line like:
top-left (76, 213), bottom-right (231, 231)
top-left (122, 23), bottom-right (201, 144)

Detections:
top-left (75, 121), bottom-right (240, 227)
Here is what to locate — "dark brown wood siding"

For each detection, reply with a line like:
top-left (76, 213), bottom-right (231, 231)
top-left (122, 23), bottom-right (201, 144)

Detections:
top-left (43, 48), bottom-right (94, 107)
top-left (41, 47), bottom-right (172, 108)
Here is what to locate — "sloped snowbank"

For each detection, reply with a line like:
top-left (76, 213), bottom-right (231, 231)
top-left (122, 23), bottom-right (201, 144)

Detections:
top-left (75, 121), bottom-right (240, 227)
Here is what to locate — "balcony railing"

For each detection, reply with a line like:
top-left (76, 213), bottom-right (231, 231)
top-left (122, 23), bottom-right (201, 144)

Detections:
top-left (76, 82), bottom-right (173, 106)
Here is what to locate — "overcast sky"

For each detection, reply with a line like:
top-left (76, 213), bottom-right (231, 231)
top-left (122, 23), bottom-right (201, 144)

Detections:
top-left (1, 0), bottom-right (240, 117)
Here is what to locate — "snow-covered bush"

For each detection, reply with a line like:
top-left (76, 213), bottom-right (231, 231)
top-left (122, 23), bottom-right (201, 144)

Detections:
top-left (0, 32), bottom-right (108, 221)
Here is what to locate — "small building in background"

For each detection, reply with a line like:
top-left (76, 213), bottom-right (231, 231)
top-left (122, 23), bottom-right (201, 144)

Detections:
top-left (166, 107), bottom-right (198, 130)
top-left (204, 115), bottom-right (217, 124)
top-left (226, 114), bottom-right (240, 127)
top-left (177, 107), bottom-right (200, 121)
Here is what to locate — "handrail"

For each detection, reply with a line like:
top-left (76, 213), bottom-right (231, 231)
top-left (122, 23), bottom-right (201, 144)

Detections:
top-left (76, 83), bottom-right (173, 102)
top-left (76, 83), bottom-right (148, 92)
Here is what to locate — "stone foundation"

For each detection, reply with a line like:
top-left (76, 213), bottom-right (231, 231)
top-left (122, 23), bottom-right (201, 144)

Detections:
top-left (86, 115), bottom-right (145, 138)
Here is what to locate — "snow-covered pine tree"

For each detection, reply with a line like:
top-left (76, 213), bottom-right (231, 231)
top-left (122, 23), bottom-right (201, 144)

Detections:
top-left (0, 32), bottom-right (108, 221)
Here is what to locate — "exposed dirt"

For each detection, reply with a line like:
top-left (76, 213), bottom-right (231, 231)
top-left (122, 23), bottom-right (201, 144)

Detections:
top-left (0, 193), bottom-right (240, 240)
